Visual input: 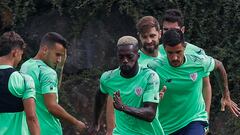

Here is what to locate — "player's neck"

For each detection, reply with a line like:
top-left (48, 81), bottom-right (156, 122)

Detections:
top-left (0, 57), bottom-right (14, 66)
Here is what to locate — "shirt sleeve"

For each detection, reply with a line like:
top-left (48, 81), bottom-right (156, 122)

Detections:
top-left (202, 55), bottom-right (215, 77)
top-left (21, 74), bottom-right (36, 99)
top-left (8, 72), bottom-right (36, 100)
top-left (186, 42), bottom-right (206, 55)
top-left (40, 68), bottom-right (58, 94)
top-left (143, 71), bottom-right (160, 103)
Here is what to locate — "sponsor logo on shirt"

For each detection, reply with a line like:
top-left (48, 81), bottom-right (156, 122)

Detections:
top-left (190, 72), bottom-right (198, 81)
top-left (135, 87), bottom-right (143, 96)
top-left (196, 49), bottom-right (202, 54)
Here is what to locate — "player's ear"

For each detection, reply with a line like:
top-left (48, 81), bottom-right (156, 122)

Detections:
top-left (181, 26), bottom-right (185, 33)
top-left (158, 30), bottom-right (161, 40)
top-left (11, 48), bottom-right (18, 57)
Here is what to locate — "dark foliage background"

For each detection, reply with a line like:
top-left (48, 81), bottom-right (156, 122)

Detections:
top-left (1, 0), bottom-right (240, 135)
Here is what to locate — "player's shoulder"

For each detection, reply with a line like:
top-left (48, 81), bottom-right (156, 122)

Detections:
top-left (186, 53), bottom-right (209, 64)
top-left (140, 66), bottom-right (160, 83)
top-left (39, 65), bottom-right (55, 75)
top-left (22, 59), bottom-right (54, 73)
top-left (140, 65), bottom-right (159, 77)
top-left (185, 42), bottom-right (206, 55)
top-left (9, 70), bottom-right (25, 85)
top-left (147, 56), bottom-right (166, 68)
top-left (100, 68), bottom-right (119, 81)
top-left (22, 58), bottom-right (38, 67)
top-left (19, 72), bottom-right (34, 81)
top-left (10, 70), bottom-right (23, 79)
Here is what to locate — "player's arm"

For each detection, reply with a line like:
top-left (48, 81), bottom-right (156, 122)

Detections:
top-left (113, 70), bottom-right (161, 122)
top-left (20, 73), bottom-right (40, 135)
top-left (106, 96), bottom-right (115, 135)
top-left (44, 93), bottom-right (86, 131)
top-left (23, 98), bottom-right (40, 135)
top-left (202, 77), bottom-right (212, 117)
top-left (213, 59), bottom-right (240, 117)
top-left (88, 89), bottom-right (108, 135)
top-left (113, 91), bottom-right (157, 122)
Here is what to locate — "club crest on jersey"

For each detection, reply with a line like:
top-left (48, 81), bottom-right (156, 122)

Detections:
top-left (190, 73), bottom-right (198, 81)
top-left (135, 87), bottom-right (143, 96)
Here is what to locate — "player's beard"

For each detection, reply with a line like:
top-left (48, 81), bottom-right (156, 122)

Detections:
top-left (120, 64), bottom-right (131, 72)
top-left (120, 62), bottom-right (138, 75)
top-left (169, 58), bottom-right (184, 67)
top-left (142, 43), bottom-right (158, 54)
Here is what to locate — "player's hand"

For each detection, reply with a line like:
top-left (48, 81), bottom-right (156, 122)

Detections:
top-left (75, 120), bottom-right (86, 132)
top-left (113, 91), bottom-right (125, 111)
top-left (106, 131), bottom-right (113, 135)
top-left (87, 124), bottom-right (99, 135)
top-left (221, 94), bottom-right (240, 117)
top-left (159, 86), bottom-right (167, 100)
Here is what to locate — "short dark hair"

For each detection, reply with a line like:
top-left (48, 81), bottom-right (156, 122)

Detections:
top-left (161, 9), bottom-right (184, 28)
top-left (136, 16), bottom-right (160, 34)
top-left (162, 29), bottom-right (185, 47)
top-left (40, 32), bottom-right (68, 49)
top-left (0, 31), bottom-right (26, 56)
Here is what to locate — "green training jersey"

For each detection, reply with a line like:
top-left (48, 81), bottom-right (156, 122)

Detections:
top-left (100, 66), bottom-right (164, 135)
top-left (159, 42), bottom-right (206, 56)
top-left (0, 65), bottom-right (35, 135)
top-left (138, 50), bottom-right (161, 67)
top-left (148, 54), bottom-right (215, 134)
top-left (20, 59), bottom-right (62, 135)
top-left (139, 42), bottom-right (205, 68)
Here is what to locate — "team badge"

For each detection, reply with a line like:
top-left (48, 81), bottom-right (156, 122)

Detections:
top-left (190, 73), bottom-right (198, 81)
top-left (135, 87), bottom-right (143, 96)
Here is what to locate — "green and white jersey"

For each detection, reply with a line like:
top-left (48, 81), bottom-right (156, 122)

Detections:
top-left (20, 59), bottom-right (62, 135)
top-left (0, 65), bottom-right (35, 135)
top-left (100, 66), bottom-right (164, 135)
top-left (159, 42), bottom-right (206, 56)
top-left (148, 54), bottom-right (215, 134)
top-left (138, 50), bottom-right (161, 67)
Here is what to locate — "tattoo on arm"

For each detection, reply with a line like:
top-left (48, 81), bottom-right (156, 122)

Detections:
top-left (213, 59), bottom-right (229, 95)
